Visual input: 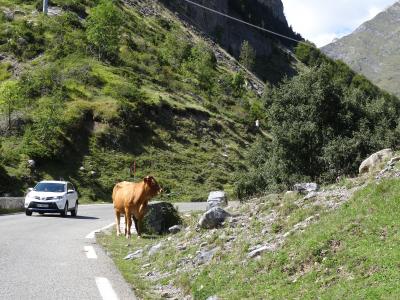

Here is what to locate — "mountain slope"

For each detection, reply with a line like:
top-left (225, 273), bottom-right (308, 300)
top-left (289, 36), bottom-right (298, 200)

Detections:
top-left (0, 0), bottom-right (263, 202)
top-left (160, 0), bottom-right (302, 82)
top-left (322, 1), bottom-right (400, 97)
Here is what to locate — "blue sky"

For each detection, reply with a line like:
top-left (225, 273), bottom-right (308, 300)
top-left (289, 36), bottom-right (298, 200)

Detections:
top-left (281, 0), bottom-right (398, 47)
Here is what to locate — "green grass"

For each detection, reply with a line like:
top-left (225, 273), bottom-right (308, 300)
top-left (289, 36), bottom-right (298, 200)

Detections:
top-left (0, 0), bottom-right (258, 201)
top-left (192, 179), bottom-right (400, 299)
top-left (0, 208), bottom-right (23, 215)
top-left (99, 179), bottom-right (400, 299)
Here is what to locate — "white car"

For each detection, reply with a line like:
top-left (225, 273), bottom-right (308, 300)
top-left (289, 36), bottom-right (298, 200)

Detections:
top-left (25, 181), bottom-right (78, 217)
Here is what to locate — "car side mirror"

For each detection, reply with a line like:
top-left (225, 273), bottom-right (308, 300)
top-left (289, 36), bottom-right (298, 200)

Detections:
top-left (67, 190), bottom-right (74, 194)
top-left (28, 188), bottom-right (33, 192)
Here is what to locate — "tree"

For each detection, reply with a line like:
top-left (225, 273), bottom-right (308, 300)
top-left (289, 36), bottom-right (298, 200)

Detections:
top-left (86, 0), bottom-right (123, 61)
top-left (239, 40), bottom-right (256, 71)
top-left (0, 80), bottom-right (22, 131)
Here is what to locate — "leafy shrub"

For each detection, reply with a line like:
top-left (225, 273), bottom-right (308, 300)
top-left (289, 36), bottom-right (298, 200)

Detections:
top-left (44, 12), bottom-right (87, 59)
top-left (19, 65), bottom-right (66, 99)
top-left (86, 0), bottom-right (123, 61)
top-left (182, 42), bottom-right (217, 92)
top-left (237, 62), bottom-right (400, 198)
top-left (22, 97), bottom-right (66, 160)
top-left (4, 20), bottom-right (45, 60)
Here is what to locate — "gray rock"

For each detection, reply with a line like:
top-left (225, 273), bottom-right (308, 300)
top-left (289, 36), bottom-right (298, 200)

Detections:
top-left (168, 225), bottom-right (182, 234)
top-left (359, 148), bottom-right (393, 175)
top-left (248, 244), bottom-right (277, 258)
top-left (123, 249), bottom-right (143, 260)
top-left (195, 247), bottom-right (220, 265)
top-left (198, 207), bottom-right (230, 229)
top-left (3, 10), bottom-right (14, 21)
top-left (148, 242), bottom-right (163, 256)
top-left (206, 191), bottom-right (228, 210)
top-left (27, 159), bottom-right (35, 168)
top-left (142, 202), bottom-right (182, 235)
top-left (293, 183), bottom-right (319, 194)
top-left (303, 191), bottom-right (318, 200)
top-left (207, 296), bottom-right (220, 300)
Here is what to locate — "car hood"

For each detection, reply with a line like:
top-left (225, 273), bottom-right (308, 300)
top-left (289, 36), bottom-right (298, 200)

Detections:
top-left (27, 191), bottom-right (66, 198)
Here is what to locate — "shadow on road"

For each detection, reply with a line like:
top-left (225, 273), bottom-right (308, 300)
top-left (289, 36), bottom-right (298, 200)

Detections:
top-left (35, 214), bottom-right (99, 220)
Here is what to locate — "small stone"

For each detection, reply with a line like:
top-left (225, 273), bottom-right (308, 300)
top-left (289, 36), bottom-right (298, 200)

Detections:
top-left (304, 191), bottom-right (318, 200)
top-left (123, 249), bottom-right (143, 260)
top-left (198, 207), bottom-right (230, 229)
top-left (177, 244), bottom-right (187, 251)
top-left (161, 292), bottom-right (171, 298)
top-left (169, 225), bottom-right (182, 234)
top-left (148, 242), bottom-right (163, 256)
top-left (248, 244), bottom-right (277, 258)
top-left (293, 183), bottom-right (319, 194)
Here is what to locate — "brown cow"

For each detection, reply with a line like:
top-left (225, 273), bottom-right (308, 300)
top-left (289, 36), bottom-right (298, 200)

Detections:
top-left (112, 176), bottom-right (162, 238)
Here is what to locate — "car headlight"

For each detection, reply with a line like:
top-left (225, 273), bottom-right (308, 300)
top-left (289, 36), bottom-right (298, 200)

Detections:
top-left (56, 196), bottom-right (64, 200)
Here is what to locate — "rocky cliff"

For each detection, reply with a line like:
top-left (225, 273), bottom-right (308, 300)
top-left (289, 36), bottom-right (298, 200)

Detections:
top-left (160, 0), bottom-right (301, 81)
top-left (322, 1), bottom-right (400, 97)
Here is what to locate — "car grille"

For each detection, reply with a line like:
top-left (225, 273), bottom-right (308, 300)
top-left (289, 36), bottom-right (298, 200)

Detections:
top-left (28, 202), bottom-right (59, 209)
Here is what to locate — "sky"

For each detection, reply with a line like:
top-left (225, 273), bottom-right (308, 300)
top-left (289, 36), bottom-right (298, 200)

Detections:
top-left (281, 0), bottom-right (398, 47)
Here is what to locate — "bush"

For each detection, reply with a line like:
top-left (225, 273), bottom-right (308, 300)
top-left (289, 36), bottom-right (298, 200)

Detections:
top-left (4, 19), bottom-right (45, 60)
top-left (86, 0), bottom-right (123, 61)
top-left (22, 97), bottom-right (66, 160)
top-left (237, 63), bottom-right (400, 198)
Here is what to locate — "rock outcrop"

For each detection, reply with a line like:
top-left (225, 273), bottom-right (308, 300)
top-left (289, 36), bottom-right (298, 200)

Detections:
top-left (359, 148), bottom-right (393, 175)
top-left (159, 0), bottom-right (299, 81)
top-left (142, 202), bottom-right (182, 235)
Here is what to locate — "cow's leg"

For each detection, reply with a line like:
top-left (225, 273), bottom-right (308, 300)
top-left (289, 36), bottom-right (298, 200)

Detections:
top-left (124, 212), bottom-right (128, 236)
top-left (132, 215), bottom-right (139, 236)
top-left (136, 218), bottom-right (142, 237)
top-left (125, 209), bottom-right (132, 239)
top-left (115, 211), bottom-right (121, 236)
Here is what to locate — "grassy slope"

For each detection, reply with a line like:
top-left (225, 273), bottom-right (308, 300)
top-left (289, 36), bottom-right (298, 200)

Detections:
top-left (0, 0), bottom-right (261, 202)
top-left (99, 174), bottom-right (400, 299)
top-left (193, 180), bottom-right (400, 299)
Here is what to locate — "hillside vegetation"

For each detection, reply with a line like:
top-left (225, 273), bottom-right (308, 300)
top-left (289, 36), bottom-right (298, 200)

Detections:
top-left (1, 0), bottom-right (399, 204)
top-left (99, 157), bottom-right (400, 299)
top-left (237, 43), bottom-right (400, 198)
top-left (0, 0), bottom-right (262, 201)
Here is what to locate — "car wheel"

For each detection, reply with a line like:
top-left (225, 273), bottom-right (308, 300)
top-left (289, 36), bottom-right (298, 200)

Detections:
top-left (25, 209), bottom-right (32, 216)
top-left (60, 201), bottom-right (68, 217)
top-left (71, 201), bottom-right (78, 217)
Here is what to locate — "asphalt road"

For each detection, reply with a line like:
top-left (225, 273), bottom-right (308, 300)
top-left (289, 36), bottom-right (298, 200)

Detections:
top-left (0, 204), bottom-right (135, 300)
top-left (0, 201), bottom-right (237, 299)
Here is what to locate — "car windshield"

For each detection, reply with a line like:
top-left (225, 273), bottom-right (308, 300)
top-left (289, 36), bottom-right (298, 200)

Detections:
top-left (34, 183), bottom-right (65, 193)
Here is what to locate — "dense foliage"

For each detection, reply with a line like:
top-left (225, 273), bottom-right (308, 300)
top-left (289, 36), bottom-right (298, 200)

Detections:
top-left (0, 0), bottom-right (258, 200)
top-left (237, 44), bottom-right (400, 198)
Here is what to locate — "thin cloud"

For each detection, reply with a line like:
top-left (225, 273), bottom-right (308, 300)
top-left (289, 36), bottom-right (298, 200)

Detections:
top-left (281, 0), bottom-right (398, 47)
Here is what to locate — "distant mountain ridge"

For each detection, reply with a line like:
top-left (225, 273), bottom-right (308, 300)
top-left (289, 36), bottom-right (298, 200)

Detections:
top-left (322, 1), bottom-right (400, 97)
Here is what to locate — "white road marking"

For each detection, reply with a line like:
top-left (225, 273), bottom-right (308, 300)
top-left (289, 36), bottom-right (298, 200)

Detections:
top-left (86, 222), bottom-right (115, 239)
top-left (84, 246), bottom-right (98, 259)
top-left (95, 277), bottom-right (119, 300)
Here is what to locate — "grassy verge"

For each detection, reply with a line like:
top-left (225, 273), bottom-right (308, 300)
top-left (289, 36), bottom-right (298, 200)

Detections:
top-left (0, 208), bottom-right (24, 215)
top-left (98, 178), bottom-right (400, 299)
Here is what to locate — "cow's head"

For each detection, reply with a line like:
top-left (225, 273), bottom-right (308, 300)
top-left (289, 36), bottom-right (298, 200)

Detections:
top-left (144, 176), bottom-right (163, 195)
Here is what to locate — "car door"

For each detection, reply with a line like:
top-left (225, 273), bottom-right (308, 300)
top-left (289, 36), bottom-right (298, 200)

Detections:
top-left (67, 182), bottom-right (77, 208)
